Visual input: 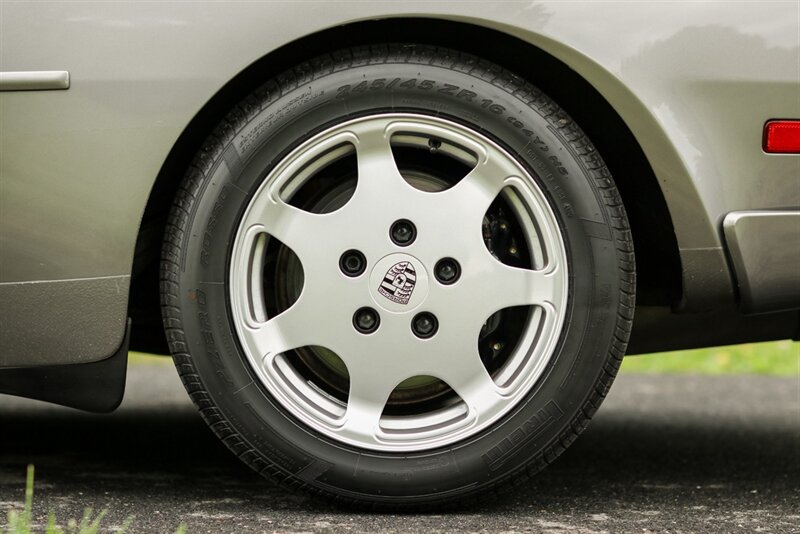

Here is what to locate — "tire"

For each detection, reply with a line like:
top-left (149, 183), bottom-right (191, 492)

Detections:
top-left (161, 44), bottom-right (635, 508)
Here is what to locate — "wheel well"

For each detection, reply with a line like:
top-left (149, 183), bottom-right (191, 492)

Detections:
top-left (128, 18), bottom-right (682, 354)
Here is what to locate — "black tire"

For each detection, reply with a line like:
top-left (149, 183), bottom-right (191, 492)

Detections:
top-left (161, 44), bottom-right (635, 508)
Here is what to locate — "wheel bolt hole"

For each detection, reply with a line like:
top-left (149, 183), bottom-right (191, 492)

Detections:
top-left (339, 249), bottom-right (366, 277)
top-left (412, 312), bottom-right (438, 339)
top-left (390, 219), bottom-right (416, 247)
top-left (353, 307), bottom-right (380, 334)
top-left (434, 258), bottom-right (461, 285)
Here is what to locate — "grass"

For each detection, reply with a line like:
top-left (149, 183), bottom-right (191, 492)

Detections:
top-left (4, 466), bottom-right (184, 534)
top-left (127, 352), bottom-right (174, 366)
top-left (621, 340), bottom-right (799, 375)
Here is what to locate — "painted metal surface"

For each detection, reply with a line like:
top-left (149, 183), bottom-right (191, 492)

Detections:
top-left (0, 1), bottom-right (798, 366)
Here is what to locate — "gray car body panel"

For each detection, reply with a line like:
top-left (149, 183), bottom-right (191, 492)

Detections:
top-left (1, 1), bottom-right (798, 367)
top-left (723, 210), bottom-right (800, 314)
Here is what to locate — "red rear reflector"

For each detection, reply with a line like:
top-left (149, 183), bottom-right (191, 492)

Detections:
top-left (763, 120), bottom-right (800, 154)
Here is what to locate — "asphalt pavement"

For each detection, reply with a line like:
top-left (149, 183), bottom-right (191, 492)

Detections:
top-left (1, 361), bottom-right (798, 533)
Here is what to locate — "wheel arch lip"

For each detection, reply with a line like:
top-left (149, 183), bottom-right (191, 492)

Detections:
top-left (139, 7), bottom-right (800, 355)
top-left (149, 14), bottom-right (706, 238)
top-left (135, 14), bottom-right (703, 322)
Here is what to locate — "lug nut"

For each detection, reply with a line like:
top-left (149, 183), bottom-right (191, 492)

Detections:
top-left (390, 219), bottom-right (416, 246)
top-left (353, 307), bottom-right (380, 334)
top-left (434, 258), bottom-right (461, 285)
top-left (339, 249), bottom-right (366, 277)
top-left (411, 312), bottom-right (438, 339)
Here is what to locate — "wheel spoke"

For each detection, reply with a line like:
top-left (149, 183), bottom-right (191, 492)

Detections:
top-left (477, 262), bottom-right (560, 314)
top-left (248, 300), bottom-right (313, 361)
top-left (242, 197), bottom-right (328, 260)
top-left (433, 336), bottom-right (503, 419)
top-left (446, 150), bottom-right (518, 218)
top-left (348, 120), bottom-right (410, 202)
top-left (337, 364), bottom-right (400, 444)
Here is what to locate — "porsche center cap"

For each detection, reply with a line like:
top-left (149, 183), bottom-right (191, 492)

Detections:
top-left (369, 254), bottom-right (429, 313)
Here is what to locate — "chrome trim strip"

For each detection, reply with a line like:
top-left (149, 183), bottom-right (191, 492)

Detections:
top-left (723, 210), bottom-right (800, 314)
top-left (0, 70), bottom-right (69, 91)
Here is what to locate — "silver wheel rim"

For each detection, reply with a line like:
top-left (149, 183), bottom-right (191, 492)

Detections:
top-left (230, 113), bottom-right (568, 452)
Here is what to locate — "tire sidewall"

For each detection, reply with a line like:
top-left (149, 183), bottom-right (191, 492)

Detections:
top-left (175, 57), bottom-right (622, 502)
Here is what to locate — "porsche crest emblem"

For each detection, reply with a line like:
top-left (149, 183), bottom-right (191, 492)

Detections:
top-left (378, 261), bottom-right (417, 305)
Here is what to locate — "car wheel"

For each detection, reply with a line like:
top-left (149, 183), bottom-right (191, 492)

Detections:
top-left (161, 44), bottom-right (634, 508)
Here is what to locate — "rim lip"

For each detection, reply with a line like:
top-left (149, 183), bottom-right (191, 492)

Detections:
top-left (229, 112), bottom-right (569, 452)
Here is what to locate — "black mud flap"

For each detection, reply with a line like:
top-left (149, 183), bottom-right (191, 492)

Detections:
top-left (0, 319), bottom-right (130, 412)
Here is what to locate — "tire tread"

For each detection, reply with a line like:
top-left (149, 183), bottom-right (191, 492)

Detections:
top-left (160, 44), bottom-right (635, 511)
